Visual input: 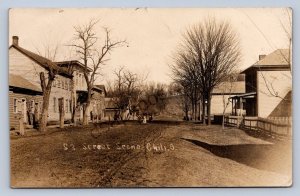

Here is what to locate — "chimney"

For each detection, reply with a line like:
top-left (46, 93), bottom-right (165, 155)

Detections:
top-left (12, 36), bottom-right (19, 46)
top-left (259, 54), bottom-right (266, 60)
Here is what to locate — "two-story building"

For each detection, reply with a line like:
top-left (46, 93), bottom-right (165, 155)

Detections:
top-left (9, 36), bottom-right (73, 126)
top-left (56, 61), bottom-right (106, 122)
top-left (230, 49), bottom-right (292, 118)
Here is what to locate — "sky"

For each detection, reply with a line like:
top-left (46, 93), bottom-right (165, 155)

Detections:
top-left (9, 8), bottom-right (291, 85)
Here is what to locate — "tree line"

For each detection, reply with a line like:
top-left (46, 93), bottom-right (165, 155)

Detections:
top-left (37, 16), bottom-right (241, 131)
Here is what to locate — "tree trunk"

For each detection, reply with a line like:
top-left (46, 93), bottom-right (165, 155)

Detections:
top-left (82, 102), bottom-right (90, 125)
top-left (39, 89), bottom-right (51, 132)
top-left (72, 105), bottom-right (77, 126)
top-left (185, 106), bottom-right (189, 121)
top-left (38, 72), bottom-right (54, 132)
top-left (202, 96), bottom-right (206, 125)
top-left (191, 102), bottom-right (194, 121)
top-left (59, 97), bottom-right (65, 128)
top-left (33, 103), bottom-right (39, 129)
top-left (207, 92), bottom-right (212, 125)
top-left (198, 100), bottom-right (201, 121)
top-left (222, 115), bottom-right (225, 130)
top-left (194, 100), bottom-right (198, 122)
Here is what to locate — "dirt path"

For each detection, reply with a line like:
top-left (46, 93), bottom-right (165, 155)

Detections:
top-left (10, 123), bottom-right (292, 187)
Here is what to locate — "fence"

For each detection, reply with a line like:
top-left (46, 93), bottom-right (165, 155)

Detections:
top-left (224, 116), bottom-right (292, 137)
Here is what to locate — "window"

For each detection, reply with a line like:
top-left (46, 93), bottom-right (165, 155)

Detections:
top-left (30, 100), bottom-right (34, 113)
top-left (57, 79), bottom-right (61, 88)
top-left (65, 99), bottom-right (68, 113)
top-left (13, 98), bottom-right (18, 113)
top-left (61, 78), bottom-right (65, 89)
top-left (65, 81), bottom-right (68, 90)
top-left (53, 97), bottom-right (57, 112)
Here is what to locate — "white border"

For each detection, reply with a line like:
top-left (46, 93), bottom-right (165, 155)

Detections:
top-left (0, 0), bottom-right (298, 195)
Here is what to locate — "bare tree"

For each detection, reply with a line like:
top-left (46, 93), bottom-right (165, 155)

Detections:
top-left (39, 64), bottom-right (70, 132)
top-left (171, 17), bottom-right (241, 125)
top-left (170, 53), bottom-right (202, 122)
top-left (109, 67), bottom-right (145, 120)
top-left (34, 42), bottom-right (70, 132)
top-left (70, 19), bottom-right (125, 125)
top-left (139, 83), bottom-right (168, 119)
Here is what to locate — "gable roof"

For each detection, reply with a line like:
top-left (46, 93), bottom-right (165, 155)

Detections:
top-left (10, 44), bottom-right (72, 78)
top-left (241, 49), bottom-right (291, 74)
top-left (56, 60), bottom-right (93, 72)
top-left (212, 81), bottom-right (245, 94)
top-left (94, 85), bottom-right (106, 94)
top-left (9, 74), bottom-right (42, 93)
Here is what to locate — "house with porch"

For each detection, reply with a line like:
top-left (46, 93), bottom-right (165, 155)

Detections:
top-left (210, 78), bottom-right (245, 116)
top-left (161, 76), bottom-right (246, 121)
top-left (230, 49), bottom-right (292, 118)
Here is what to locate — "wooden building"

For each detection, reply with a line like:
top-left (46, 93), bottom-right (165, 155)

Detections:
top-left (9, 36), bottom-right (73, 124)
top-left (231, 49), bottom-right (292, 118)
top-left (9, 74), bottom-right (43, 130)
top-left (56, 61), bottom-right (106, 123)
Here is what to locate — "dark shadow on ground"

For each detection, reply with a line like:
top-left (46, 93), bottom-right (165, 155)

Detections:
top-left (183, 138), bottom-right (291, 175)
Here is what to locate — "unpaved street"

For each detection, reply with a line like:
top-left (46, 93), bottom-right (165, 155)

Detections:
top-left (10, 123), bottom-right (292, 187)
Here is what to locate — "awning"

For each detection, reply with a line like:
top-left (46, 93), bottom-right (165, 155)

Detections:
top-left (229, 92), bottom-right (256, 99)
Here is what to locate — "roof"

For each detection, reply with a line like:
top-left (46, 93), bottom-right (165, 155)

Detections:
top-left (56, 60), bottom-right (93, 72)
top-left (92, 86), bottom-right (103, 92)
top-left (94, 84), bottom-right (107, 95)
top-left (229, 92), bottom-right (256, 99)
top-left (241, 49), bottom-right (291, 74)
top-left (10, 44), bottom-right (72, 78)
top-left (9, 74), bottom-right (42, 93)
top-left (212, 81), bottom-right (245, 94)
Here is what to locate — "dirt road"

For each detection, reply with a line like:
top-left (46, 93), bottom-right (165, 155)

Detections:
top-left (10, 123), bottom-right (292, 187)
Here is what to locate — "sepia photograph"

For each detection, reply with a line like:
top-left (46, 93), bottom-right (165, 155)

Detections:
top-left (9, 8), bottom-right (292, 188)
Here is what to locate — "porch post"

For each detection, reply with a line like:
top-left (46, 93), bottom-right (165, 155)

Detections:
top-left (239, 97), bottom-right (243, 116)
top-left (231, 98), bottom-right (233, 115)
top-left (234, 99), bottom-right (237, 116)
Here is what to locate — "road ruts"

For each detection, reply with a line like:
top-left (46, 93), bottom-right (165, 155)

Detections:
top-left (93, 124), bottom-right (163, 187)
